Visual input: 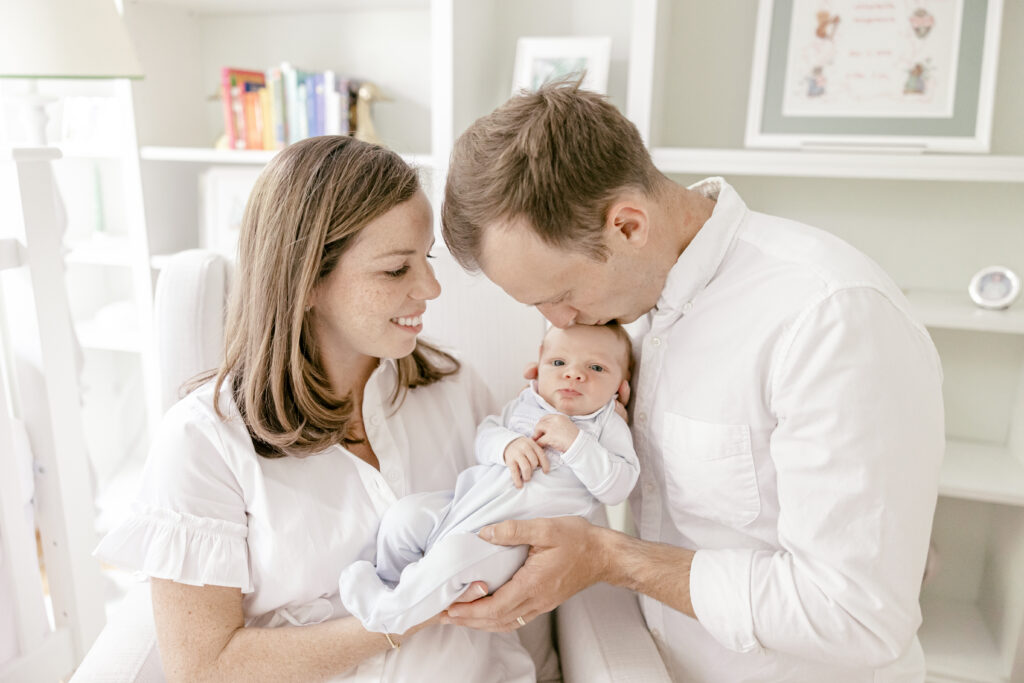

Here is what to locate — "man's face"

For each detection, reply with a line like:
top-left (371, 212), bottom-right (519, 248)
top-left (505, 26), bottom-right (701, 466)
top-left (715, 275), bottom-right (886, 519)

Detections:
top-left (477, 217), bottom-right (649, 328)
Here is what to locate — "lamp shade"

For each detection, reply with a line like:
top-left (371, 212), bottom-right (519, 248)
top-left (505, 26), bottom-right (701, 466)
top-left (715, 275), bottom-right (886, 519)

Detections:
top-left (0, 0), bottom-right (143, 79)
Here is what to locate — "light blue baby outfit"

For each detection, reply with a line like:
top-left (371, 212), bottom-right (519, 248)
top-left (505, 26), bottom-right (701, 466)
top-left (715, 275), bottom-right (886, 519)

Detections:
top-left (338, 382), bottom-right (639, 634)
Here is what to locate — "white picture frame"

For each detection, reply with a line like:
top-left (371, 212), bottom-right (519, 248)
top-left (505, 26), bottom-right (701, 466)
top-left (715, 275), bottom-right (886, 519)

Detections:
top-left (199, 166), bottom-right (262, 260)
top-left (512, 36), bottom-right (612, 95)
top-left (745, 0), bottom-right (1004, 152)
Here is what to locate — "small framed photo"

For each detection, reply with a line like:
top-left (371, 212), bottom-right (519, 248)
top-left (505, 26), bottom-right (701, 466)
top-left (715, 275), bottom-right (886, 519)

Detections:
top-left (199, 166), bottom-right (262, 260)
top-left (968, 266), bottom-right (1021, 310)
top-left (745, 0), bottom-right (1004, 152)
top-left (512, 36), bottom-right (612, 95)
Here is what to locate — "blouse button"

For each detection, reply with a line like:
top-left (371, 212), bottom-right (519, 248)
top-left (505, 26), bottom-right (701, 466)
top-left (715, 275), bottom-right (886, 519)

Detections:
top-left (683, 301), bottom-right (693, 313)
top-left (370, 415), bottom-right (382, 427)
top-left (651, 337), bottom-right (661, 347)
top-left (386, 469), bottom-right (400, 482)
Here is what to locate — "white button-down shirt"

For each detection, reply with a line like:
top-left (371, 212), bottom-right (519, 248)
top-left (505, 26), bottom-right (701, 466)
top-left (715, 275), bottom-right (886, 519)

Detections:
top-left (627, 178), bottom-right (944, 682)
top-left (95, 359), bottom-right (535, 682)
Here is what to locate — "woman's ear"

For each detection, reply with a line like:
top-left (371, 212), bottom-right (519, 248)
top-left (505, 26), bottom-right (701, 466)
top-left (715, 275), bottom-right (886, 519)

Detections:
top-left (617, 378), bottom-right (631, 405)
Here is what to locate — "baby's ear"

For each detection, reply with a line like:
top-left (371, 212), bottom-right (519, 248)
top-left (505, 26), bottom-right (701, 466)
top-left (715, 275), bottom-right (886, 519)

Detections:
top-left (617, 379), bottom-right (631, 405)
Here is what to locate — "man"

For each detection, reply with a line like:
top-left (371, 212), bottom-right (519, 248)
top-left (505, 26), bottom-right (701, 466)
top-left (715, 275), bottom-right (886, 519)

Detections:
top-left (439, 81), bottom-right (944, 682)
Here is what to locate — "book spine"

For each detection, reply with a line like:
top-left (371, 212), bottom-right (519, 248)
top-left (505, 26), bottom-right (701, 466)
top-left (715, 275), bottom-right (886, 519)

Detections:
top-left (305, 73), bottom-right (318, 138)
top-left (296, 79), bottom-right (309, 141)
top-left (259, 86), bottom-right (273, 150)
top-left (323, 70), bottom-right (340, 136)
top-left (220, 67), bottom-right (237, 149)
top-left (242, 82), bottom-right (263, 150)
top-left (282, 62), bottom-right (301, 144)
top-left (267, 67), bottom-right (287, 148)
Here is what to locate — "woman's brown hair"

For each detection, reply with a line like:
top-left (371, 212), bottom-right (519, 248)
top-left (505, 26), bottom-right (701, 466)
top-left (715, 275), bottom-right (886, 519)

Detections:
top-left (202, 136), bottom-right (458, 458)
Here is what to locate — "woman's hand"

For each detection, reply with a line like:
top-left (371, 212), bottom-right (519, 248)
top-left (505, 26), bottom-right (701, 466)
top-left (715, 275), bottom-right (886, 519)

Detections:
top-left (503, 436), bottom-right (550, 488)
top-left (442, 516), bottom-right (610, 631)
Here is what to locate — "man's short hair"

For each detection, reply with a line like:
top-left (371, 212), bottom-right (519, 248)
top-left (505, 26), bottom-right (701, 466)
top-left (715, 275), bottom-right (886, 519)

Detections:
top-left (441, 79), bottom-right (662, 272)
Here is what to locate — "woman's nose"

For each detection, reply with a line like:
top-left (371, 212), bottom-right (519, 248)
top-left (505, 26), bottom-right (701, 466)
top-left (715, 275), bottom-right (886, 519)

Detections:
top-left (415, 262), bottom-right (442, 300)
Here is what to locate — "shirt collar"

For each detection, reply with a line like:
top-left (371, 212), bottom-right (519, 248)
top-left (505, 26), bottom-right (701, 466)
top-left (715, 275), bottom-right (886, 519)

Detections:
top-left (655, 177), bottom-right (748, 319)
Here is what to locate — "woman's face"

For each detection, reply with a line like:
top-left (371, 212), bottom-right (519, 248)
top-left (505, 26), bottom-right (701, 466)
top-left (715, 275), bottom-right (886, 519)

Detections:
top-left (311, 189), bottom-right (440, 365)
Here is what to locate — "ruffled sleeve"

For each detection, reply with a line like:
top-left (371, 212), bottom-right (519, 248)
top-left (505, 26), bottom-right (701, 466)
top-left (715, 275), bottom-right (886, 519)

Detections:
top-left (94, 395), bottom-right (254, 593)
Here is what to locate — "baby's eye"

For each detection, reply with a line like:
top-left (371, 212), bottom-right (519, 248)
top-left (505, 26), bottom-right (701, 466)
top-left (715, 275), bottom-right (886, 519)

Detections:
top-left (385, 265), bottom-right (410, 278)
top-left (552, 360), bottom-right (565, 367)
top-left (589, 364), bottom-right (605, 372)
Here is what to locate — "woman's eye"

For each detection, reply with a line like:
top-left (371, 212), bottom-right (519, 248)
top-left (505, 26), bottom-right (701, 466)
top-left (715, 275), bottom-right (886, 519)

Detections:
top-left (590, 365), bottom-right (605, 372)
top-left (385, 266), bottom-right (410, 278)
top-left (427, 252), bottom-right (436, 260)
top-left (552, 360), bottom-right (565, 367)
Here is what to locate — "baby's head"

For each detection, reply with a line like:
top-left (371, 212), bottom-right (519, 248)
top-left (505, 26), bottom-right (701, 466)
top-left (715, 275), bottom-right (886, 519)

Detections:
top-left (536, 324), bottom-right (632, 416)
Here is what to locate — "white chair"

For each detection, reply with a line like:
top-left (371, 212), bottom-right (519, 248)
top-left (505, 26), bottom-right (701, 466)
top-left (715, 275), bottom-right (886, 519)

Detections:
top-left (71, 248), bottom-right (671, 682)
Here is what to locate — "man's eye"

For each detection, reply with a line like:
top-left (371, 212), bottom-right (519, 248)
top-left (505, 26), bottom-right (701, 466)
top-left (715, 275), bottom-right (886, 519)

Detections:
top-left (385, 266), bottom-right (410, 278)
top-left (552, 360), bottom-right (565, 367)
top-left (589, 364), bottom-right (605, 372)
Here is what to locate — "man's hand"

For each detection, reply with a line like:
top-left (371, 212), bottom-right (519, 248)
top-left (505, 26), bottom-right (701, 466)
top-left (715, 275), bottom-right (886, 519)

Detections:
top-left (533, 414), bottom-right (579, 453)
top-left (503, 437), bottom-right (550, 488)
top-left (443, 516), bottom-right (609, 631)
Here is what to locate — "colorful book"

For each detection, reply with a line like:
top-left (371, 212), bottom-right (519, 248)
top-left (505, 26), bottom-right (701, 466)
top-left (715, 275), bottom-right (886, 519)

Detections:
top-left (220, 67), bottom-right (265, 150)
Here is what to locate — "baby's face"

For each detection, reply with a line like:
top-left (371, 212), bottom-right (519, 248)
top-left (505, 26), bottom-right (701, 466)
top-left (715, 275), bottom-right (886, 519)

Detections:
top-left (537, 326), bottom-right (627, 416)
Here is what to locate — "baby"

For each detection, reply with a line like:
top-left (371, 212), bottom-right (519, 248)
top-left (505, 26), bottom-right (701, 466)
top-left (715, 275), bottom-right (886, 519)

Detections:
top-left (338, 323), bottom-right (639, 635)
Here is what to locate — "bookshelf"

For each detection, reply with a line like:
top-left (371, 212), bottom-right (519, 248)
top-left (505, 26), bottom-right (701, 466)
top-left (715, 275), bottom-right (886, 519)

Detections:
top-left (629, 2), bottom-right (1024, 681)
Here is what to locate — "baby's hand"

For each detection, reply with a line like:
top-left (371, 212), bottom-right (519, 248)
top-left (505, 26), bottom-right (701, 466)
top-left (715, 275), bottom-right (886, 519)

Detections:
top-left (533, 414), bottom-right (580, 453)
top-left (503, 436), bottom-right (550, 489)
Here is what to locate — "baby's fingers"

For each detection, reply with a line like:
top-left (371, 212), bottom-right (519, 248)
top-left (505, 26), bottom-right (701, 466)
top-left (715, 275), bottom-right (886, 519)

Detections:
top-left (508, 459), bottom-right (524, 488)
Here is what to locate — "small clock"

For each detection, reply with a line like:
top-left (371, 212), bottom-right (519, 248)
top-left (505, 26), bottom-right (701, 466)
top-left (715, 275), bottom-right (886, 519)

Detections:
top-left (968, 266), bottom-right (1021, 310)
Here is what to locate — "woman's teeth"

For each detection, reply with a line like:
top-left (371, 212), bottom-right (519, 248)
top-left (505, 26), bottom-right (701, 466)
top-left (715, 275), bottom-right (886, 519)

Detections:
top-left (392, 315), bottom-right (422, 326)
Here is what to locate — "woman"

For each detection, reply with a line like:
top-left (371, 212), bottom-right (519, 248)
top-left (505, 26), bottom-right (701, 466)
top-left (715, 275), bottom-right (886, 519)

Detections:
top-left (95, 136), bottom-right (537, 681)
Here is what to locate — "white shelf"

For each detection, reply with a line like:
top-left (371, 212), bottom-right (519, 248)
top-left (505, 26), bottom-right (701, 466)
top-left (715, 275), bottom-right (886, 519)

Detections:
top-left (920, 595), bottom-right (1004, 683)
top-left (651, 148), bottom-right (1024, 183)
top-left (940, 439), bottom-right (1024, 507)
top-left (905, 289), bottom-right (1024, 335)
top-left (140, 145), bottom-right (435, 169)
top-left (132, 0), bottom-right (428, 12)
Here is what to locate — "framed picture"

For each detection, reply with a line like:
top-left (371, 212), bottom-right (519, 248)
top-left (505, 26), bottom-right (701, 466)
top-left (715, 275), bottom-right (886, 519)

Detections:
top-left (512, 36), bottom-right (612, 95)
top-left (199, 166), bottom-right (262, 260)
top-left (745, 0), bottom-right (1004, 152)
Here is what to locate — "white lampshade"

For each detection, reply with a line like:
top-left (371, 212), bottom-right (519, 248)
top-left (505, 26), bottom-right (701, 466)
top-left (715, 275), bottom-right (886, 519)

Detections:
top-left (0, 0), bottom-right (143, 79)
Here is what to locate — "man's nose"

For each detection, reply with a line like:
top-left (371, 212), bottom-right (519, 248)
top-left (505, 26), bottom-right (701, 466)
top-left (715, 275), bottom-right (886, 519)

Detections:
top-left (537, 303), bottom-right (577, 329)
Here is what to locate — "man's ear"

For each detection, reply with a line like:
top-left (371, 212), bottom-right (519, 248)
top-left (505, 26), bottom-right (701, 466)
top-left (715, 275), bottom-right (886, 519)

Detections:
top-left (617, 378), bottom-right (631, 405)
top-left (605, 198), bottom-right (649, 249)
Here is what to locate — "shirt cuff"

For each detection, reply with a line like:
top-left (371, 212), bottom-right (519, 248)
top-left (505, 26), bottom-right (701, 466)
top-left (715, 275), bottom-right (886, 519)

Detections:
top-left (689, 548), bottom-right (762, 654)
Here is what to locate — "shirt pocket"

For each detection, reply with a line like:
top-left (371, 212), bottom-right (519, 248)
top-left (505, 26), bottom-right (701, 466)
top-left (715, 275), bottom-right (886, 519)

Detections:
top-left (661, 413), bottom-right (761, 529)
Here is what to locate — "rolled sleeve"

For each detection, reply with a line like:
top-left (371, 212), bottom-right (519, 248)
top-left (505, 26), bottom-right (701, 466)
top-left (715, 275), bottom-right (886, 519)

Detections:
top-left (690, 548), bottom-right (760, 654)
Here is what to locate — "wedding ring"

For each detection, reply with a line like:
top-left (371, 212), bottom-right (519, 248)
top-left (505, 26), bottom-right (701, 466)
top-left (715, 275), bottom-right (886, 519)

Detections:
top-left (516, 616), bottom-right (526, 627)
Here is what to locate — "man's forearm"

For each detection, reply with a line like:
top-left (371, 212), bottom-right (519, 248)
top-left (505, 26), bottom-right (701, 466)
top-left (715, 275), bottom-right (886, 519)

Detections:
top-left (595, 526), bottom-right (697, 619)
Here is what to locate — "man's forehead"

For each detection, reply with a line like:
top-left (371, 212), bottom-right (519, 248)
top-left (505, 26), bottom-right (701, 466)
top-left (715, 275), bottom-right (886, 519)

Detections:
top-left (478, 218), bottom-right (576, 303)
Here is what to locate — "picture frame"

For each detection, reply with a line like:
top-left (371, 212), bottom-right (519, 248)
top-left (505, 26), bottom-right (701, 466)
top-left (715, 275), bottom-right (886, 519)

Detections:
top-left (745, 0), bottom-right (1004, 152)
top-left (199, 166), bottom-right (262, 260)
top-left (512, 36), bottom-right (612, 95)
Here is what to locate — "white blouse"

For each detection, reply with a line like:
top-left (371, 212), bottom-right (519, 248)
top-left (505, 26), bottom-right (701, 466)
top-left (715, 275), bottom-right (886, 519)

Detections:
top-left (95, 358), bottom-right (536, 682)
